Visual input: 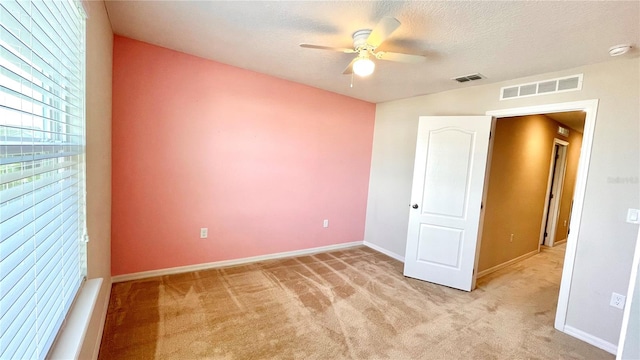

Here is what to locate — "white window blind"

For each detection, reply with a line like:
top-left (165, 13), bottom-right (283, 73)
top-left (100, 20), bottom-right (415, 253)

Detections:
top-left (0, 1), bottom-right (86, 359)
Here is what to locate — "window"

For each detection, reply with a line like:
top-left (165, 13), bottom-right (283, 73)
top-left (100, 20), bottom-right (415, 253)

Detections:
top-left (0, 1), bottom-right (86, 359)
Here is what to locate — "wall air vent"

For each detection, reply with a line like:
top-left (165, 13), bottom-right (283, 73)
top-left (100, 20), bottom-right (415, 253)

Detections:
top-left (453, 73), bottom-right (485, 83)
top-left (500, 74), bottom-right (583, 100)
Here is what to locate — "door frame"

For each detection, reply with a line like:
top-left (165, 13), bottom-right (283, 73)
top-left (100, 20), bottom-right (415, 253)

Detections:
top-left (616, 230), bottom-right (640, 359)
top-left (540, 139), bottom-right (569, 248)
top-left (486, 99), bottom-right (598, 333)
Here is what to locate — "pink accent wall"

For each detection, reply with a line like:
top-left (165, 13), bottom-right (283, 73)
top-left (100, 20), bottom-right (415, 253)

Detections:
top-left (111, 36), bottom-right (375, 276)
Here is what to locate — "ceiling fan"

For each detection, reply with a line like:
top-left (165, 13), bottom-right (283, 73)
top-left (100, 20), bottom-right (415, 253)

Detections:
top-left (300, 17), bottom-right (426, 77)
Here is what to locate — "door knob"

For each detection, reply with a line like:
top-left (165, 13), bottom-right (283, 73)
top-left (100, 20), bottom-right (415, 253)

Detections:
top-left (412, 204), bottom-right (419, 209)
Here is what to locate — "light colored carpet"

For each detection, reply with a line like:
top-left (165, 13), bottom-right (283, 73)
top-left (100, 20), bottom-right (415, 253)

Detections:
top-left (99, 244), bottom-right (612, 359)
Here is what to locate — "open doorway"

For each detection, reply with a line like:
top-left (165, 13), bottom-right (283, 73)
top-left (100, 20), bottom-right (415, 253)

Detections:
top-left (476, 111), bottom-right (585, 277)
top-left (483, 100), bottom-right (598, 334)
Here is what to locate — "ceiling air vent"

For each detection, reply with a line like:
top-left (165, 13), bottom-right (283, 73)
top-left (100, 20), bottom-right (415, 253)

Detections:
top-left (453, 73), bottom-right (485, 83)
top-left (500, 74), bottom-right (583, 100)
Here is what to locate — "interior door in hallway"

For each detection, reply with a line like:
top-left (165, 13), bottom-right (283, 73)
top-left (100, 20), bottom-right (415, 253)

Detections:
top-left (542, 141), bottom-right (568, 247)
top-left (403, 116), bottom-right (492, 291)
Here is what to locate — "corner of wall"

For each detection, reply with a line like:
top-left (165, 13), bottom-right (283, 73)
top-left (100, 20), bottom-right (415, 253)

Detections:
top-left (80, 0), bottom-right (114, 357)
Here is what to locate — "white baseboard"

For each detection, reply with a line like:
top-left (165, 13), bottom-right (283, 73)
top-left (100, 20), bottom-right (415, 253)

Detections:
top-left (554, 238), bottom-right (567, 246)
top-left (91, 281), bottom-right (111, 360)
top-left (563, 325), bottom-right (617, 355)
top-left (112, 241), bottom-right (364, 283)
top-left (363, 241), bottom-right (405, 262)
top-left (477, 249), bottom-right (538, 278)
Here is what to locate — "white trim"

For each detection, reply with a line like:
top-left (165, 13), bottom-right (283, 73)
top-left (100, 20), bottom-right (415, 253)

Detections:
top-left (549, 139), bottom-right (569, 247)
top-left (540, 139), bottom-right (569, 248)
top-left (538, 144), bottom-right (555, 248)
top-left (616, 229), bottom-right (640, 359)
top-left (563, 325), bottom-right (617, 355)
top-left (487, 99), bottom-right (599, 333)
top-left (78, 0), bottom-right (89, 18)
top-left (112, 242), bottom-right (364, 282)
top-left (48, 278), bottom-right (103, 360)
top-left (477, 250), bottom-right (539, 278)
top-left (363, 241), bottom-right (405, 262)
top-left (91, 283), bottom-right (111, 360)
top-left (473, 117), bottom-right (498, 289)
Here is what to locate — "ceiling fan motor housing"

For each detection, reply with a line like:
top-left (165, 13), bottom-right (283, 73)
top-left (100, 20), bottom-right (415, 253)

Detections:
top-left (352, 29), bottom-right (373, 50)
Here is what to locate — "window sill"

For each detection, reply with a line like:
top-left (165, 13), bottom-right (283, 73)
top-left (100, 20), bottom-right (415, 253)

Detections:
top-left (48, 278), bottom-right (103, 360)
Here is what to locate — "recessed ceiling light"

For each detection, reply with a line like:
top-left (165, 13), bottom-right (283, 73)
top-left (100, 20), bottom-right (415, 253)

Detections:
top-left (609, 44), bottom-right (631, 57)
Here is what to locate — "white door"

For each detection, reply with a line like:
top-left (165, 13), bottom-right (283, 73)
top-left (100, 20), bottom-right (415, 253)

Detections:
top-left (542, 142), bottom-right (568, 247)
top-left (403, 116), bottom-right (492, 291)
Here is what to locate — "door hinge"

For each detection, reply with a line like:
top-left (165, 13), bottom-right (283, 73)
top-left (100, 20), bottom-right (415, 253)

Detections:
top-left (550, 193), bottom-right (554, 199)
top-left (544, 232), bottom-right (548, 238)
top-left (489, 131), bottom-right (492, 140)
top-left (480, 202), bottom-right (483, 210)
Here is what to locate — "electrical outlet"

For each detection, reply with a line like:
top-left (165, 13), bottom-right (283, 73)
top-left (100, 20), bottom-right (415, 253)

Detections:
top-left (510, 234), bottom-right (514, 243)
top-left (200, 228), bottom-right (208, 239)
top-left (323, 219), bottom-right (329, 228)
top-left (610, 292), bottom-right (626, 309)
top-left (627, 208), bottom-right (640, 224)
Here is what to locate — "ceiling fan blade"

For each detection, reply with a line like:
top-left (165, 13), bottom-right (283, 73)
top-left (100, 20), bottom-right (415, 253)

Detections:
top-left (299, 44), bottom-right (356, 53)
top-left (342, 57), bottom-right (357, 75)
top-left (376, 51), bottom-right (426, 63)
top-left (366, 17), bottom-right (401, 48)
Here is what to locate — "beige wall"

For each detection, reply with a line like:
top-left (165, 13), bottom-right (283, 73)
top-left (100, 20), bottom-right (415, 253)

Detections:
top-left (364, 58), bottom-right (639, 346)
top-left (555, 129), bottom-right (583, 244)
top-left (479, 115), bottom-right (568, 272)
top-left (79, 1), bottom-right (113, 359)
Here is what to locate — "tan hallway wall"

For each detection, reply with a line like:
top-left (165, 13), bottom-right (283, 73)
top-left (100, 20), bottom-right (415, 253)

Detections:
top-left (555, 129), bottom-right (583, 244)
top-left (478, 114), bottom-right (570, 273)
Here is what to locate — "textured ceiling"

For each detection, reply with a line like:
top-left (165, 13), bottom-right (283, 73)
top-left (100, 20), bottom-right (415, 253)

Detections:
top-left (546, 111), bottom-right (585, 133)
top-left (104, 1), bottom-right (639, 103)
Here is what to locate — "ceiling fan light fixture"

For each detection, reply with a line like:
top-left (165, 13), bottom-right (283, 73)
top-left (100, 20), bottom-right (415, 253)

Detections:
top-left (353, 57), bottom-right (375, 77)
